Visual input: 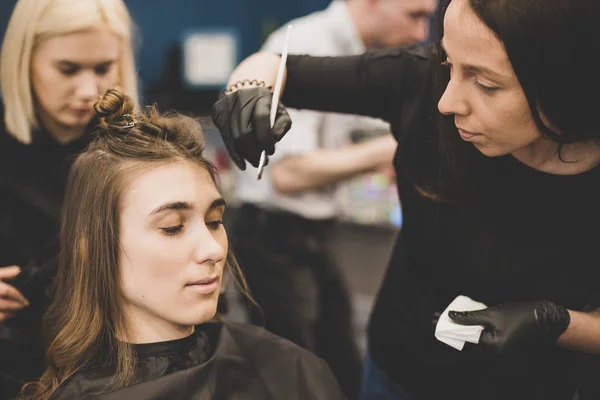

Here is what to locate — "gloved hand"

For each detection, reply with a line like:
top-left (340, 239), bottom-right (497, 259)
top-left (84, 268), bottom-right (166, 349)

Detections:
top-left (449, 301), bottom-right (571, 354)
top-left (211, 87), bottom-right (292, 170)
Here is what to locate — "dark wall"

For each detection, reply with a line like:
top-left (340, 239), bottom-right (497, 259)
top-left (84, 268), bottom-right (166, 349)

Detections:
top-left (0, 0), bottom-right (329, 90)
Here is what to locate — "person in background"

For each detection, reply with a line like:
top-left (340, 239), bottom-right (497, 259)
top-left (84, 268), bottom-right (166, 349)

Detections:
top-left (0, 0), bottom-right (138, 397)
top-left (229, 1), bottom-right (435, 398)
top-left (22, 88), bottom-right (344, 400)
top-left (212, 0), bottom-right (600, 398)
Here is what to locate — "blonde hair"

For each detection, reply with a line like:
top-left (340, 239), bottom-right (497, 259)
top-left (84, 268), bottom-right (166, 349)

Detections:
top-left (0, 0), bottom-right (139, 144)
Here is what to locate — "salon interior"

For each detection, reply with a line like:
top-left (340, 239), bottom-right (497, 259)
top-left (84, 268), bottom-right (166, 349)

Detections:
top-left (0, 0), bottom-right (402, 358)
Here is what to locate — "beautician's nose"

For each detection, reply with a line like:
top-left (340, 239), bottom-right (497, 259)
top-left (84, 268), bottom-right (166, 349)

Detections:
top-left (438, 77), bottom-right (470, 117)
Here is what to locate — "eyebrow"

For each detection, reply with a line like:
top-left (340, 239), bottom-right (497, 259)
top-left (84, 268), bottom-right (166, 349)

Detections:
top-left (409, 10), bottom-right (434, 19)
top-left (54, 59), bottom-right (116, 68)
top-left (149, 198), bottom-right (226, 216)
top-left (440, 40), bottom-right (506, 80)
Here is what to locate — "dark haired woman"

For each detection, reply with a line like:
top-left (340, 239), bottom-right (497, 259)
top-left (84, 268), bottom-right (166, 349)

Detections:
top-left (211, 0), bottom-right (600, 398)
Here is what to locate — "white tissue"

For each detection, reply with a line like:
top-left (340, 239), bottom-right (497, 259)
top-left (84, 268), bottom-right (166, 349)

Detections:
top-left (434, 295), bottom-right (487, 351)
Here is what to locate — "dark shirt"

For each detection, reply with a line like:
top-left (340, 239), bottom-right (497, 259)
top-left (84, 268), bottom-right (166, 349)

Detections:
top-left (0, 102), bottom-right (91, 268)
top-left (282, 46), bottom-right (600, 399)
top-left (0, 102), bottom-right (93, 390)
top-left (49, 322), bottom-right (345, 400)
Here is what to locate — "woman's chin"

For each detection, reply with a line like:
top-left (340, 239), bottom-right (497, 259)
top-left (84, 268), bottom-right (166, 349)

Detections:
top-left (186, 302), bottom-right (219, 325)
top-left (473, 142), bottom-right (510, 158)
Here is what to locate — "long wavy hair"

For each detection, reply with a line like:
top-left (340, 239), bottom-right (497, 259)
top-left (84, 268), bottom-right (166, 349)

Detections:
top-left (23, 89), bottom-right (253, 399)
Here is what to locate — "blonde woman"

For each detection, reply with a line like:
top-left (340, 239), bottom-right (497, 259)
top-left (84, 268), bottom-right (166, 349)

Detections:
top-left (0, 0), bottom-right (138, 396)
top-left (20, 88), bottom-right (344, 400)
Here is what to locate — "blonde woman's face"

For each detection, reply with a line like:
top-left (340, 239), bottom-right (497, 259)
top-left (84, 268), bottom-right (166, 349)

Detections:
top-left (31, 27), bottom-right (120, 139)
top-left (118, 161), bottom-right (227, 342)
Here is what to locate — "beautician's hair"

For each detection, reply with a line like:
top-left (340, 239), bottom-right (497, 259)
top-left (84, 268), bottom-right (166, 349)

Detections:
top-left (0, 0), bottom-right (139, 144)
top-left (24, 89), bottom-right (252, 399)
top-left (419, 0), bottom-right (600, 201)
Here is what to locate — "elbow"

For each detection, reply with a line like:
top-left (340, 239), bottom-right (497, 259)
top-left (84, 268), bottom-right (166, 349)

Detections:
top-left (271, 165), bottom-right (302, 195)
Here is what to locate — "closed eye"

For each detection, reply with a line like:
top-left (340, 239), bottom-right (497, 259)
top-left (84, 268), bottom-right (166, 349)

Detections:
top-left (161, 224), bottom-right (184, 236)
top-left (206, 220), bottom-right (224, 231)
top-left (474, 80), bottom-right (500, 94)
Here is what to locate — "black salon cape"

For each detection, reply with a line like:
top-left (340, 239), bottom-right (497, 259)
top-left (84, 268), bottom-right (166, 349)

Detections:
top-left (49, 322), bottom-right (345, 400)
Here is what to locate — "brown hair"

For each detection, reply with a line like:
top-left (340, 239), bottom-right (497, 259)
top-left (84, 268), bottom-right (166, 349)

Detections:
top-left (24, 89), bottom-right (252, 399)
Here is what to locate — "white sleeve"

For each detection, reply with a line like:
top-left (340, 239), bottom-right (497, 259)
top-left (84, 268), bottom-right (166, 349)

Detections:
top-left (269, 108), bottom-right (323, 163)
top-left (260, 15), bottom-right (335, 162)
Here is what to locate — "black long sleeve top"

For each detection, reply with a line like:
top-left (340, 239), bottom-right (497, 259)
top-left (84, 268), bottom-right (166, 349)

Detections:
top-left (281, 45), bottom-right (600, 400)
top-left (0, 102), bottom-right (92, 384)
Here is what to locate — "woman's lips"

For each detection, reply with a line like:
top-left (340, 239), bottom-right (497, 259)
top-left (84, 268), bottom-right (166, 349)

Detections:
top-left (186, 276), bottom-right (219, 294)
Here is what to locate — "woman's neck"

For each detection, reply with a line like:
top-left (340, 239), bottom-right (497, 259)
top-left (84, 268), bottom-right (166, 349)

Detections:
top-left (38, 112), bottom-right (86, 144)
top-left (512, 136), bottom-right (600, 175)
top-left (119, 312), bottom-right (195, 344)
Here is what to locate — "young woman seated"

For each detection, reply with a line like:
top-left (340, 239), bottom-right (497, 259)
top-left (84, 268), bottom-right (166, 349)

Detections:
top-left (23, 89), bottom-right (344, 400)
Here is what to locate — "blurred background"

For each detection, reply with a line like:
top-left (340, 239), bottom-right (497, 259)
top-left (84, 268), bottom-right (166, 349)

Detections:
top-left (0, 0), bottom-right (401, 354)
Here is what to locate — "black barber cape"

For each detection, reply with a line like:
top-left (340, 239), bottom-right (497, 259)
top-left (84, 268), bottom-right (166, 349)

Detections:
top-left (49, 322), bottom-right (345, 400)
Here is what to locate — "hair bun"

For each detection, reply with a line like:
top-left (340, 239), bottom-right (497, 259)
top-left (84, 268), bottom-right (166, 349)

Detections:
top-left (94, 88), bottom-right (135, 124)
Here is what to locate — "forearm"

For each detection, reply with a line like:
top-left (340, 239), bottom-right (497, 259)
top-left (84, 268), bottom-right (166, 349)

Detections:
top-left (271, 135), bottom-right (396, 194)
top-left (227, 52), bottom-right (284, 90)
top-left (227, 47), bottom-right (432, 123)
top-left (557, 309), bottom-right (600, 354)
top-left (283, 46), bottom-right (432, 121)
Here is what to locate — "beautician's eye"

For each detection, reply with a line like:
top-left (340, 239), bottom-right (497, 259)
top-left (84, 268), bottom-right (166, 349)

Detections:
top-left (161, 224), bottom-right (184, 236)
top-left (206, 220), bottom-right (223, 231)
top-left (474, 80), bottom-right (499, 94)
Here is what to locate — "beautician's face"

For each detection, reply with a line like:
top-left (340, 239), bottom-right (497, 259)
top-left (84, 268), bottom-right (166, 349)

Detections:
top-left (119, 161), bottom-right (227, 333)
top-left (372, 0), bottom-right (437, 47)
top-left (437, 0), bottom-right (542, 157)
top-left (31, 27), bottom-right (120, 139)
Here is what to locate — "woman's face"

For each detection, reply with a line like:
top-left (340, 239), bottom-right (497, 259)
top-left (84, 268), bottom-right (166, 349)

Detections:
top-left (437, 0), bottom-right (543, 157)
top-left (31, 27), bottom-right (120, 141)
top-left (118, 161), bottom-right (227, 342)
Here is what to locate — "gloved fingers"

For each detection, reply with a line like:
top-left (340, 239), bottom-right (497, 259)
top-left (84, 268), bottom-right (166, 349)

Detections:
top-left (252, 95), bottom-right (276, 155)
top-left (211, 97), bottom-right (246, 170)
top-left (448, 309), bottom-right (494, 327)
top-left (272, 103), bottom-right (292, 141)
top-left (431, 311), bottom-right (441, 326)
top-left (225, 132), bottom-right (247, 170)
top-left (237, 134), bottom-right (266, 168)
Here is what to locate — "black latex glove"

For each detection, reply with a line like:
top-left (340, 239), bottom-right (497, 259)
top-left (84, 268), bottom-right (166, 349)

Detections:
top-left (449, 301), bottom-right (571, 354)
top-left (211, 87), bottom-right (292, 170)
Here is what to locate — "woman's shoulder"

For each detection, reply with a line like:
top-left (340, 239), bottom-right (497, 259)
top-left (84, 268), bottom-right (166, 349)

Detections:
top-left (220, 321), bottom-right (320, 360)
top-left (47, 364), bottom-right (116, 400)
top-left (0, 101), bottom-right (10, 143)
top-left (217, 322), bottom-right (346, 399)
top-left (0, 101), bottom-right (24, 151)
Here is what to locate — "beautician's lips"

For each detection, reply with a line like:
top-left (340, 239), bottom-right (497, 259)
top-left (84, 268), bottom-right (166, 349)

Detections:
top-left (457, 127), bottom-right (480, 141)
